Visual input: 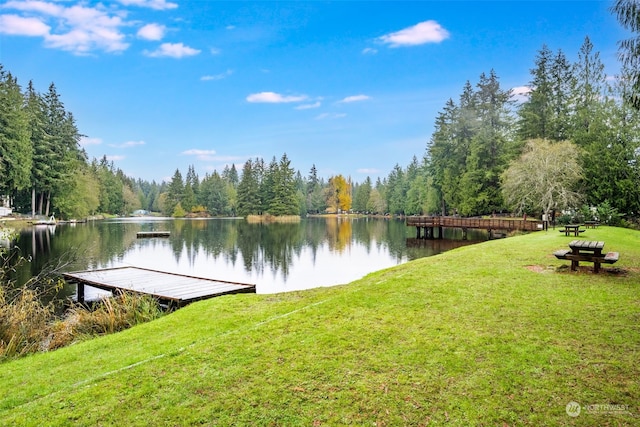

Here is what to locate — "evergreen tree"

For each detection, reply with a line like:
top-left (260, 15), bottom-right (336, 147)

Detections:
top-left (0, 67), bottom-right (31, 200)
top-left (40, 83), bottom-right (83, 216)
top-left (261, 157), bottom-right (278, 213)
top-left (353, 176), bottom-right (372, 212)
top-left (518, 45), bottom-right (554, 140)
top-left (569, 36), bottom-right (606, 144)
top-left (405, 156), bottom-right (428, 215)
top-left (427, 98), bottom-right (458, 215)
top-left (458, 70), bottom-right (514, 215)
top-left (200, 171), bottom-right (229, 215)
top-left (268, 153), bottom-right (299, 216)
top-left (386, 164), bottom-right (406, 215)
top-left (306, 164), bottom-right (325, 213)
top-left (96, 156), bottom-right (124, 214)
top-left (182, 165), bottom-right (198, 212)
top-left (579, 72), bottom-right (640, 214)
top-left (222, 163), bottom-right (239, 187)
top-left (611, 0), bottom-right (640, 109)
top-left (237, 159), bottom-right (261, 216)
top-left (25, 80), bottom-right (52, 215)
top-left (548, 49), bottom-right (573, 141)
top-left (165, 169), bottom-right (184, 216)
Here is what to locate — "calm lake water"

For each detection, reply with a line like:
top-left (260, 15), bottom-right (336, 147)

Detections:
top-left (10, 217), bottom-right (484, 299)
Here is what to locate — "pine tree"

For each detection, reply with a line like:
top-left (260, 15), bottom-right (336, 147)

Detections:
top-left (518, 45), bottom-right (554, 140)
top-left (570, 36), bottom-right (606, 144)
top-left (0, 67), bottom-right (32, 201)
top-left (268, 153), bottom-right (299, 216)
top-left (25, 80), bottom-right (51, 215)
top-left (459, 70), bottom-right (514, 215)
top-left (611, 0), bottom-right (640, 109)
top-left (237, 159), bottom-right (260, 216)
top-left (165, 169), bottom-right (184, 216)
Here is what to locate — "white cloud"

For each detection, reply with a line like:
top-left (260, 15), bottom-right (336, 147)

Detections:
top-left (137, 23), bottom-right (165, 41)
top-left (201, 70), bottom-right (233, 81)
top-left (183, 149), bottom-right (217, 161)
top-left (315, 113), bottom-right (347, 120)
top-left (362, 47), bottom-right (378, 55)
top-left (145, 42), bottom-right (201, 58)
top-left (109, 140), bottom-right (145, 148)
top-left (511, 85), bottom-right (531, 103)
top-left (1, 1), bottom-right (130, 54)
top-left (0, 14), bottom-right (50, 36)
top-left (339, 94), bottom-right (371, 103)
top-left (246, 92), bottom-right (308, 103)
top-left (116, 0), bottom-right (178, 11)
top-left (357, 168), bottom-right (381, 174)
top-left (209, 47), bottom-right (221, 55)
top-left (3, 1), bottom-right (63, 16)
top-left (106, 155), bottom-right (126, 161)
top-left (295, 101), bottom-right (321, 110)
top-left (79, 136), bottom-right (102, 146)
top-left (379, 20), bottom-right (449, 47)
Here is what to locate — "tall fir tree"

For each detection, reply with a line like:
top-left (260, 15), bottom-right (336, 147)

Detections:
top-left (0, 67), bottom-right (32, 201)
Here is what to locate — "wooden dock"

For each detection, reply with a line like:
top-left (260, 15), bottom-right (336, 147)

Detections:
top-left (406, 216), bottom-right (544, 239)
top-left (62, 267), bottom-right (256, 308)
top-left (137, 231), bottom-right (170, 238)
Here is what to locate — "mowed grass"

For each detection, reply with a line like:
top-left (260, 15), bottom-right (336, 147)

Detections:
top-left (0, 227), bottom-right (638, 426)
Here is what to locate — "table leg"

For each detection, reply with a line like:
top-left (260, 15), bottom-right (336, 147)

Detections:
top-left (570, 249), bottom-right (579, 271)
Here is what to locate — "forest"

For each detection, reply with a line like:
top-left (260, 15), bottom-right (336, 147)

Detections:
top-left (1, 35), bottom-right (639, 224)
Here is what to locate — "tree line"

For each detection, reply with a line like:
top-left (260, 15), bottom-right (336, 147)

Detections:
top-left (1, 32), bottom-right (639, 222)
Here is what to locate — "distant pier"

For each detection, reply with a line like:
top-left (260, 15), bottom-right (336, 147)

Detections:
top-left (137, 231), bottom-right (170, 238)
top-left (406, 216), bottom-right (544, 240)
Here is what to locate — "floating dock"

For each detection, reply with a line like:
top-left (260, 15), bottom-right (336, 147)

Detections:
top-left (137, 231), bottom-right (170, 238)
top-left (63, 266), bottom-right (256, 308)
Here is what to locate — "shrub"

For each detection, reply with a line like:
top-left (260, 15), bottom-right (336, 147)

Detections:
top-left (1, 247), bottom-right (164, 359)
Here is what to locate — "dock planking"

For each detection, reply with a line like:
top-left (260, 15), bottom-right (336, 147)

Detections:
top-left (63, 266), bottom-right (256, 308)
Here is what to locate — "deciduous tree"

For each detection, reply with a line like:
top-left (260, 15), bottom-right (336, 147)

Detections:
top-left (501, 139), bottom-right (583, 219)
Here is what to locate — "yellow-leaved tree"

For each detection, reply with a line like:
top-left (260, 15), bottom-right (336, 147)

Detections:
top-left (325, 175), bottom-right (352, 213)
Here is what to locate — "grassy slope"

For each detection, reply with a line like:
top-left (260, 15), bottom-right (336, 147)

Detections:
top-left (0, 227), bottom-right (638, 426)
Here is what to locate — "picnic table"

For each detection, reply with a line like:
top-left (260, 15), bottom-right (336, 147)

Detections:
top-left (584, 221), bottom-right (599, 229)
top-left (553, 240), bottom-right (619, 273)
top-left (559, 224), bottom-right (585, 236)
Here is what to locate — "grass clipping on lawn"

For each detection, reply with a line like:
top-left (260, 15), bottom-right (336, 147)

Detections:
top-left (0, 226), bottom-right (638, 425)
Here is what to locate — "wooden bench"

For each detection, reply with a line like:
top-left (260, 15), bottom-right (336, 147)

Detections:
top-left (553, 244), bottom-right (619, 273)
top-left (559, 224), bottom-right (586, 236)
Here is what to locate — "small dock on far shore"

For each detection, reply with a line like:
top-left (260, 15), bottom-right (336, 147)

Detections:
top-left (63, 267), bottom-right (256, 308)
top-left (137, 231), bottom-right (170, 238)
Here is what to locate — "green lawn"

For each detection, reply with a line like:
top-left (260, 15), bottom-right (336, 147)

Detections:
top-left (1, 227), bottom-right (638, 426)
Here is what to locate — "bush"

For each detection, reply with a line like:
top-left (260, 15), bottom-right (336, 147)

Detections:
top-left (1, 247), bottom-right (164, 360)
top-left (46, 293), bottom-right (164, 350)
top-left (557, 214), bottom-right (572, 225)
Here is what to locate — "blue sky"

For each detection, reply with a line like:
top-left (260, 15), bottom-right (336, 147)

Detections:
top-left (0, 1), bottom-right (628, 183)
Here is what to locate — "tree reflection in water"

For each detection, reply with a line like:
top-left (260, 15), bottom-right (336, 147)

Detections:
top-left (11, 217), bottom-right (484, 296)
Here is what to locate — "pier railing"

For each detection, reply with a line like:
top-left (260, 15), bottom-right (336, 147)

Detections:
top-left (406, 216), bottom-right (544, 232)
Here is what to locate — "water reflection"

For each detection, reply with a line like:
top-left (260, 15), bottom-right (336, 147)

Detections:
top-left (11, 217), bottom-right (483, 295)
